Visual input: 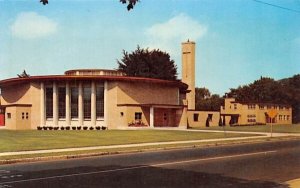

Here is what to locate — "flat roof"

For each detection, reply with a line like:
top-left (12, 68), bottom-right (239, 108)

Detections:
top-left (0, 75), bottom-right (188, 90)
top-left (231, 101), bottom-right (291, 107)
top-left (117, 103), bottom-right (187, 108)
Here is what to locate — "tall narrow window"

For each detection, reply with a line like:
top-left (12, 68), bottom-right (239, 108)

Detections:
top-left (96, 84), bottom-right (104, 118)
top-left (193, 113), bottom-right (199, 122)
top-left (71, 87), bottom-right (78, 119)
top-left (58, 87), bottom-right (66, 119)
top-left (45, 87), bottom-right (53, 119)
top-left (83, 84), bottom-right (91, 119)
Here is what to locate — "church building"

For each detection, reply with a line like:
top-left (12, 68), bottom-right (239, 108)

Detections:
top-left (0, 41), bottom-right (197, 130)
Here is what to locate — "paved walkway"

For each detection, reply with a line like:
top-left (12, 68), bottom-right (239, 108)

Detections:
top-left (0, 130), bottom-right (299, 157)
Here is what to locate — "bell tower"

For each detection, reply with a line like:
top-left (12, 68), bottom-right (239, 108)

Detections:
top-left (182, 40), bottom-right (195, 110)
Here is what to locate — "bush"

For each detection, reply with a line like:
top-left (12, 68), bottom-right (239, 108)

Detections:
top-left (43, 126), bottom-right (48, 130)
top-left (37, 126), bottom-right (42, 130)
top-left (60, 127), bottom-right (65, 130)
top-left (83, 126), bottom-right (88, 130)
top-left (48, 126), bottom-right (53, 130)
top-left (89, 127), bottom-right (94, 130)
top-left (54, 127), bottom-right (59, 130)
top-left (66, 126), bottom-right (71, 130)
top-left (96, 126), bottom-right (101, 130)
top-left (101, 126), bottom-right (107, 130)
top-left (72, 126), bottom-right (76, 130)
top-left (77, 126), bottom-right (82, 130)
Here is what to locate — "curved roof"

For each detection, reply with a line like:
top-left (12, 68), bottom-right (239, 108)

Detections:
top-left (0, 75), bottom-right (188, 90)
top-left (64, 69), bottom-right (123, 75)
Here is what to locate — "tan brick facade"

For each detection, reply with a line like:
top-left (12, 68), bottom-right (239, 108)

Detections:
top-left (221, 98), bottom-right (292, 126)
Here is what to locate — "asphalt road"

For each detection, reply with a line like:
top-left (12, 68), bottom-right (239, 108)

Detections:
top-left (0, 140), bottom-right (299, 188)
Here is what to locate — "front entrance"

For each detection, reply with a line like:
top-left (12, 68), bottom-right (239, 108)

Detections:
top-left (154, 108), bottom-right (177, 127)
top-left (229, 115), bottom-right (239, 125)
top-left (0, 107), bottom-right (5, 126)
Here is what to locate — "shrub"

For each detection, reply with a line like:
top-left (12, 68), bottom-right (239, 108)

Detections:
top-left (83, 126), bottom-right (88, 130)
top-left (37, 126), bottom-right (42, 130)
top-left (96, 126), bottom-right (101, 130)
top-left (101, 126), bottom-right (107, 130)
top-left (54, 127), bottom-right (59, 130)
top-left (48, 126), bottom-right (53, 130)
top-left (60, 127), bottom-right (65, 130)
top-left (72, 126), bottom-right (76, 130)
top-left (43, 126), bottom-right (48, 130)
top-left (77, 126), bottom-right (82, 130)
top-left (66, 126), bottom-right (71, 130)
top-left (89, 127), bottom-right (94, 130)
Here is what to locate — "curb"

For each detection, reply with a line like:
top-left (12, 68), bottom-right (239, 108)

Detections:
top-left (0, 136), bottom-right (299, 165)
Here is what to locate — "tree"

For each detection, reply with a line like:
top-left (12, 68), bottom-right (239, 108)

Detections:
top-left (119, 0), bottom-right (139, 11)
top-left (17, 70), bottom-right (30, 78)
top-left (195, 87), bottom-right (211, 100)
top-left (195, 87), bottom-right (223, 111)
top-left (117, 46), bottom-right (178, 80)
top-left (227, 75), bottom-right (300, 123)
top-left (39, 0), bottom-right (139, 11)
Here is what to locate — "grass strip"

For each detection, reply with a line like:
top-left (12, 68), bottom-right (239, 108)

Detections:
top-left (1, 136), bottom-right (299, 164)
top-left (0, 130), bottom-right (256, 152)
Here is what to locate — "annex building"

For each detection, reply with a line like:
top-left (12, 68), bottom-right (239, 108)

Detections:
top-left (0, 42), bottom-right (198, 130)
top-left (220, 98), bottom-right (292, 126)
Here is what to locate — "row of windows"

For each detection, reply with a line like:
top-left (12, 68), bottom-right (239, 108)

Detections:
top-left (45, 83), bottom-right (104, 120)
top-left (248, 104), bottom-right (256, 110)
top-left (256, 105), bottom-right (290, 110)
top-left (247, 118), bottom-right (256, 123)
top-left (247, 114), bottom-right (256, 118)
top-left (227, 104), bottom-right (290, 111)
top-left (278, 115), bottom-right (290, 121)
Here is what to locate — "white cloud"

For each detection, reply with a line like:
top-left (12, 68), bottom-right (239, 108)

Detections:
top-left (144, 13), bottom-right (207, 56)
top-left (11, 12), bottom-right (57, 39)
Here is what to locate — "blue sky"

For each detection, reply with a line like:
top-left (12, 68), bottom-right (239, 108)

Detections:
top-left (0, 0), bottom-right (299, 95)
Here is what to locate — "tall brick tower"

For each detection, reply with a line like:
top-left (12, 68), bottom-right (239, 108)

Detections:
top-left (182, 40), bottom-right (195, 110)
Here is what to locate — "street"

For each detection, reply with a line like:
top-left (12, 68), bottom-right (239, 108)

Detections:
top-left (0, 140), bottom-right (299, 188)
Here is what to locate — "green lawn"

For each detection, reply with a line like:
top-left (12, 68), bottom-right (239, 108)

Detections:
top-left (196, 124), bottom-right (300, 133)
top-left (0, 130), bottom-right (255, 152)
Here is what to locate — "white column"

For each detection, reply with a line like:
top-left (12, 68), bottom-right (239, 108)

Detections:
top-left (40, 82), bottom-right (45, 126)
top-left (78, 82), bottom-right (83, 126)
top-left (91, 81), bottom-right (96, 126)
top-left (66, 82), bottom-right (71, 126)
top-left (104, 81), bottom-right (108, 127)
top-left (150, 106), bottom-right (154, 128)
top-left (53, 82), bottom-right (58, 126)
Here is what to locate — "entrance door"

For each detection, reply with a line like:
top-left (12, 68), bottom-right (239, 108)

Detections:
top-left (0, 108), bottom-right (5, 126)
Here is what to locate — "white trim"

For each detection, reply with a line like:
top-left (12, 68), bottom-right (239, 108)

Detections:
top-left (91, 81), bottom-right (96, 126)
top-left (104, 81), bottom-right (108, 127)
top-left (66, 82), bottom-right (71, 126)
top-left (40, 82), bottom-right (45, 126)
top-left (53, 82), bottom-right (58, 126)
top-left (150, 107), bottom-right (154, 128)
top-left (78, 82), bottom-right (83, 126)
